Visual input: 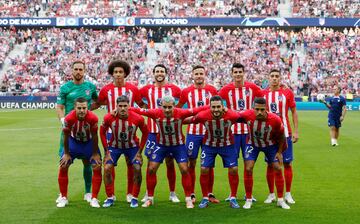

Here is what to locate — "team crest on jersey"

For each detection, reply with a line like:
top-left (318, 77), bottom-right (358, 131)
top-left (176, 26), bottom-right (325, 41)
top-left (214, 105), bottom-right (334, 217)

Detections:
top-left (197, 100), bottom-right (204, 107)
top-left (123, 91), bottom-right (131, 97)
top-left (164, 89), bottom-right (170, 95)
top-left (278, 96), bottom-right (283, 101)
top-left (156, 98), bottom-right (162, 106)
top-left (270, 103), bottom-right (277, 113)
top-left (83, 124), bottom-right (90, 129)
top-left (128, 126), bottom-right (134, 132)
top-left (263, 127), bottom-right (269, 133)
top-left (245, 90), bottom-right (250, 96)
top-left (205, 92), bottom-right (210, 99)
top-left (85, 90), bottom-right (90, 96)
top-left (119, 132), bottom-right (128, 141)
top-left (237, 99), bottom-right (245, 110)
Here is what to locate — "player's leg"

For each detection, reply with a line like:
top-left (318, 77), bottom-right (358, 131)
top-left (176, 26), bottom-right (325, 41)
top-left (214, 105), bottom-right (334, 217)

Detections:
top-left (165, 156), bottom-right (178, 202)
top-left (124, 147), bottom-right (142, 208)
top-left (220, 145), bottom-right (240, 208)
top-left (82, 159), bottom-right (92, 202)
top-left (102, 147), bottom-right (121, 208)
top-left (243, 144), bottom-right (259, 209)
top-left (283, 137), bottom-right (295, 204)
top-left (57, 160), bottom-right (71, 208)
top-left (334, 120), bottom-right (341, 145)
top-left (141, 134), bottom-right (156, 202)
top-left (225, 134), bottom-right (242, 201)
top-left (198, 145), bottom-right (216, 208)
top-left (125, 156), bottom-right (134, 202)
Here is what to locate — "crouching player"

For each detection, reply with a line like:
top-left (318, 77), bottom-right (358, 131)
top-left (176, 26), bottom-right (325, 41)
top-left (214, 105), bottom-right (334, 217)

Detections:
top-left (239, 97), bottom-right (290, 209)
top-left (56, 97), bottom-right (102, 208)
top-left (100, 95), bottom-right (148, 208)
top-left (132, 95), bottom-right (205, 208)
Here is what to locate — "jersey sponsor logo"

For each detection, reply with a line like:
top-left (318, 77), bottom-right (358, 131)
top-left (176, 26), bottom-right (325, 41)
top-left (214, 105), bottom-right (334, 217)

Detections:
top-left (270, 103), bottom-right (277, 113)
top-left (83, 124), bottom-right (90, 130)
top-left (156, 98), bottom-right (162, 106)
top-left (238, 99), bottom-right (245, 110)
top-left (214, 129), bottom-right (223, 138)
top-left (164, 125), bottom-right (175, 135)
top-left (197, 100), bottom-right (204, 107)
top-left (119, 132), bottom-right (128, 141)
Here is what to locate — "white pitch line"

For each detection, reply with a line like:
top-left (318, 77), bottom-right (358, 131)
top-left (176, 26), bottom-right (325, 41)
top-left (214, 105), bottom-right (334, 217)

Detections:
top-left (0, 126), bottom-right (59, 131)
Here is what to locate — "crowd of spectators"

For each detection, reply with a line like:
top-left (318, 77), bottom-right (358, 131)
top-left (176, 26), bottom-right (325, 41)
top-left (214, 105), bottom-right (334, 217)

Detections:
top-left (0, 28), bottom-right (17, 70)
top-left (1, 26), bottom-right (358, 98)
top-left (292, 0), bottom-right (360, 17)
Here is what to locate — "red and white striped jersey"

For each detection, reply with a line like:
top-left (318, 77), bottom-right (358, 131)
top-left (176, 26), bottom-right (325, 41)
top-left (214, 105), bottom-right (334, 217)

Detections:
top-left (63, 110), bottom-right (98, 142)
top-left (262, 87), bottom-right (296, 137)
top-left (190, 109), bottom-right (240, 147)
top-left (219, 82), bottom-right (262, 134)
top-left (238, 110), bottom-right (284, 148)
top-left (98, 82), bottom-right (142, 112)
top-left (140, 83), bottom-right (181, 133)
top-left (132, 107), bottom-right (201, 146)
top-left (100, 110), bottom-right (148, 149)
top-left (178, 84), bottom-right (218, 135)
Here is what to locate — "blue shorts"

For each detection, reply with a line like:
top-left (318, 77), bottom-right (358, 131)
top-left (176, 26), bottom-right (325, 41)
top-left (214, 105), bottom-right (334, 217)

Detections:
top-left (328, 117), bottom-right (341, 128)
top-left (200, 145), bottom-right (238, 168)
top-left (145, 133), bottom-right (161, 158)
top-left (186, 134), bottom-right (204, 159)
top-left (244, 144), bottom-right (279, 163)
top-left (106, 146), bottom-right (140, 166)
top-left (265, 137), bottom-right (293, 163)
top-left (150, 144), bottom-right (188, 164)
top-left (60, 137), bottom-right (101, 164)
top-left (234, 134), bottom-right (248, 159)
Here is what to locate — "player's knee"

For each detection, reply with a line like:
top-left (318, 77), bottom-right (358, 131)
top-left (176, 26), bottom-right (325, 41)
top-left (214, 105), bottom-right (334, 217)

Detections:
top-left (244, 165), bottom-right (253, 173)
top-left (92, 164), bottom-right (101, 171)
top-left (180, 166), bottom-right (189, 175)
top-left (228, 167), bottom-right (238, 175)
top-left (165, 157), bottom-right (174, 166)
top-left (104, 164), bottom-right (113, 174)
top-left (148, 166), bottom-right (157, 174)
top-left (200, 167), bottom-right (209, 174)
top-left (189, 159), bottom-right (197, 168)
top-left (273, 163), bottom-right (282, 171)
top-left (283, 163), bottom-right (291, 168)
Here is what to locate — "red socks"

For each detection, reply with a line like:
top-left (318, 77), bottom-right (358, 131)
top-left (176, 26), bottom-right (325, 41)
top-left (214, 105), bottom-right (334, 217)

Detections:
top-left (181, 173), bottom-right (192, 197)
top-left (166, 162), bottom-right (176, 192)
top-left (244, 170), bottom-right (253, 200)
top-left (146, 171), bottom-right (157, 197)
top-left (200, 173), bottom-right (209, 198)
top-left (266, 165), bottom-right (275, 194)
top-left (91, 169), bottom-right (102, 199)
top-left (127, 163), bottom-right (134, 195)
top-left (189, 166), bottom-right (196, 194)
top-left (228, 171), bottom-right (239, 198)
top-left (275, 170), bottom-right (284, 198)
top-left (208, 168), bottom-right (214, 194)
top-left (58, 168), bottom-right (69, 198)
top-left (133, 183), bottom-right (141, 198)
top-left (284, 165), bottom-right (293, 192)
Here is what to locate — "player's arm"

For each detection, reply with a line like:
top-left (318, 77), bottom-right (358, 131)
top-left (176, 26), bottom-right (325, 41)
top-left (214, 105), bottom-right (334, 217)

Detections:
top-left (99, 118), bottom-right (113, 164)
top-left (90, 120), bottom-right (101, 165)
top-left (131, 107), bottom-right (158, 119)
top-left (275, 122), bottom-right (287, 165)
top-left (322, 99), bottom-right (331, 110)
top-left (56, 104), bottom-right (66, 126)
top-left (90, 85), bottom-right (99, 111)
top-left (135, 118), bottom-right (149, 165)
top-left (235, 110), bottom-right (250, 123)
top-left (290, 107), bottom-right (299, 143)
top-left (180, 106), bottom-right (209, 119)
top-left (340, 105), bottom-right (346, 122)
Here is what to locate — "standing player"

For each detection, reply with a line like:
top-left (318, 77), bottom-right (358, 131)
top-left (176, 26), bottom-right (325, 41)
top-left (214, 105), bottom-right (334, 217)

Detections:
top-left (56, 97), bottom-right (102, 208)
top-left (239, 97), bottom-right (290, 209)
top-left (262, 69), bottom-right (298, 204)
top-left (139, 64), bottom-right (182, 203)
top-left (100, 96), bottom-right (148, 208)
top-left (185, 95), bottom-right (241, 209)
top-left (133, 96), bottom-right (205, 208)
top-left (176, 65), bottom-right (219, 203)
top-left (321, 86), bottom-right (346, 146)
top-left (93, 60), bottom-right (145, 203)
top-left (218, 63), bottom-right (262, 201)
top-left (56, 60), bottom-right (98, 203)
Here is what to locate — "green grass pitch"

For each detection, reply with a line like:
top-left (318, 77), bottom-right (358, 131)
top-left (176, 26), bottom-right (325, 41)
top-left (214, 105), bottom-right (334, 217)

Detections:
top-left (0, 109), bottom-right (359, 224)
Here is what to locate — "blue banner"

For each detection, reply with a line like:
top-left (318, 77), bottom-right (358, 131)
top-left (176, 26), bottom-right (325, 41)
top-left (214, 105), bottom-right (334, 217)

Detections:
top-left (296, 102), bottom-right (360, 111)
top-left (0, 96), bottom-right (57, 109)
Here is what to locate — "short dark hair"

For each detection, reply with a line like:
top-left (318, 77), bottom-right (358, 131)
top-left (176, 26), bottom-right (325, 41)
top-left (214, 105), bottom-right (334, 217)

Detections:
top-left (108, 60), bottom-right (131, 77)
top-left (210, 95), bottom-right (223, 103)
top-left (254, 97), bottom-right (266, 105)
top-left (153, 64), bottom-right (168, 74)
top-left (116, 95), bottom-right (130, 104)
top-left (74, 97), bottom-right (87, 105)
top-left (231, 63), bottom-right (245, 72)
top-left (192, 65), bottom-right (205, 71)
top-left (269, 69), bottom-right (280, 74)
top-left (72, 60), bottom-right (85, 68)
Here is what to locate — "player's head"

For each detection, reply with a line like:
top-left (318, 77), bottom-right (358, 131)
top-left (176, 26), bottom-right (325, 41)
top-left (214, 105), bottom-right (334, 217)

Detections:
top-left (116, 95), bottom-right (130, 117)
top-left (333, 85), bottom-right (341, 95)
top-left (253, 97), bottom-right (267, 121)
top-left (269, 69), bottom-right (281, 88)
top-left (192, 65), bottom-right (206, 86)
top-left (161, 95), bottom-right (175, 118)
top-left (74, 97), bottom-right (88, 120)
top-left (72, 60), bottom-right (86, 82)
top-left (108, 60), bottom-right (131, 81)
top-left (231, 63), bottom-right (245, 82)
top-left (210, 95), bottom-right (224, 119)
top-left (153, 64), bottom-right (167, 83)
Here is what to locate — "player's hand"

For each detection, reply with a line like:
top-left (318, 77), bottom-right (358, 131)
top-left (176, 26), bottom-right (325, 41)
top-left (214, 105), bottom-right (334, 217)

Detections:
top-left (292, 132), bottom-right (299, 143)
top-left (60, 153), bottom-right (72, 167)
top-left (133, 152), bottom-right (143, 165)
top-left (91, 153), bottom-right (102, 165)
top-left (340, 116), bottom-right (344, 122)
top-left (110, 109), bottom-right (118, 117)
top-left (275, 152), bottom-right (283, 166)
top-left (223, 107), bottom-right (228, 112)
top-left (103, 152), bottom-right (113, 164)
